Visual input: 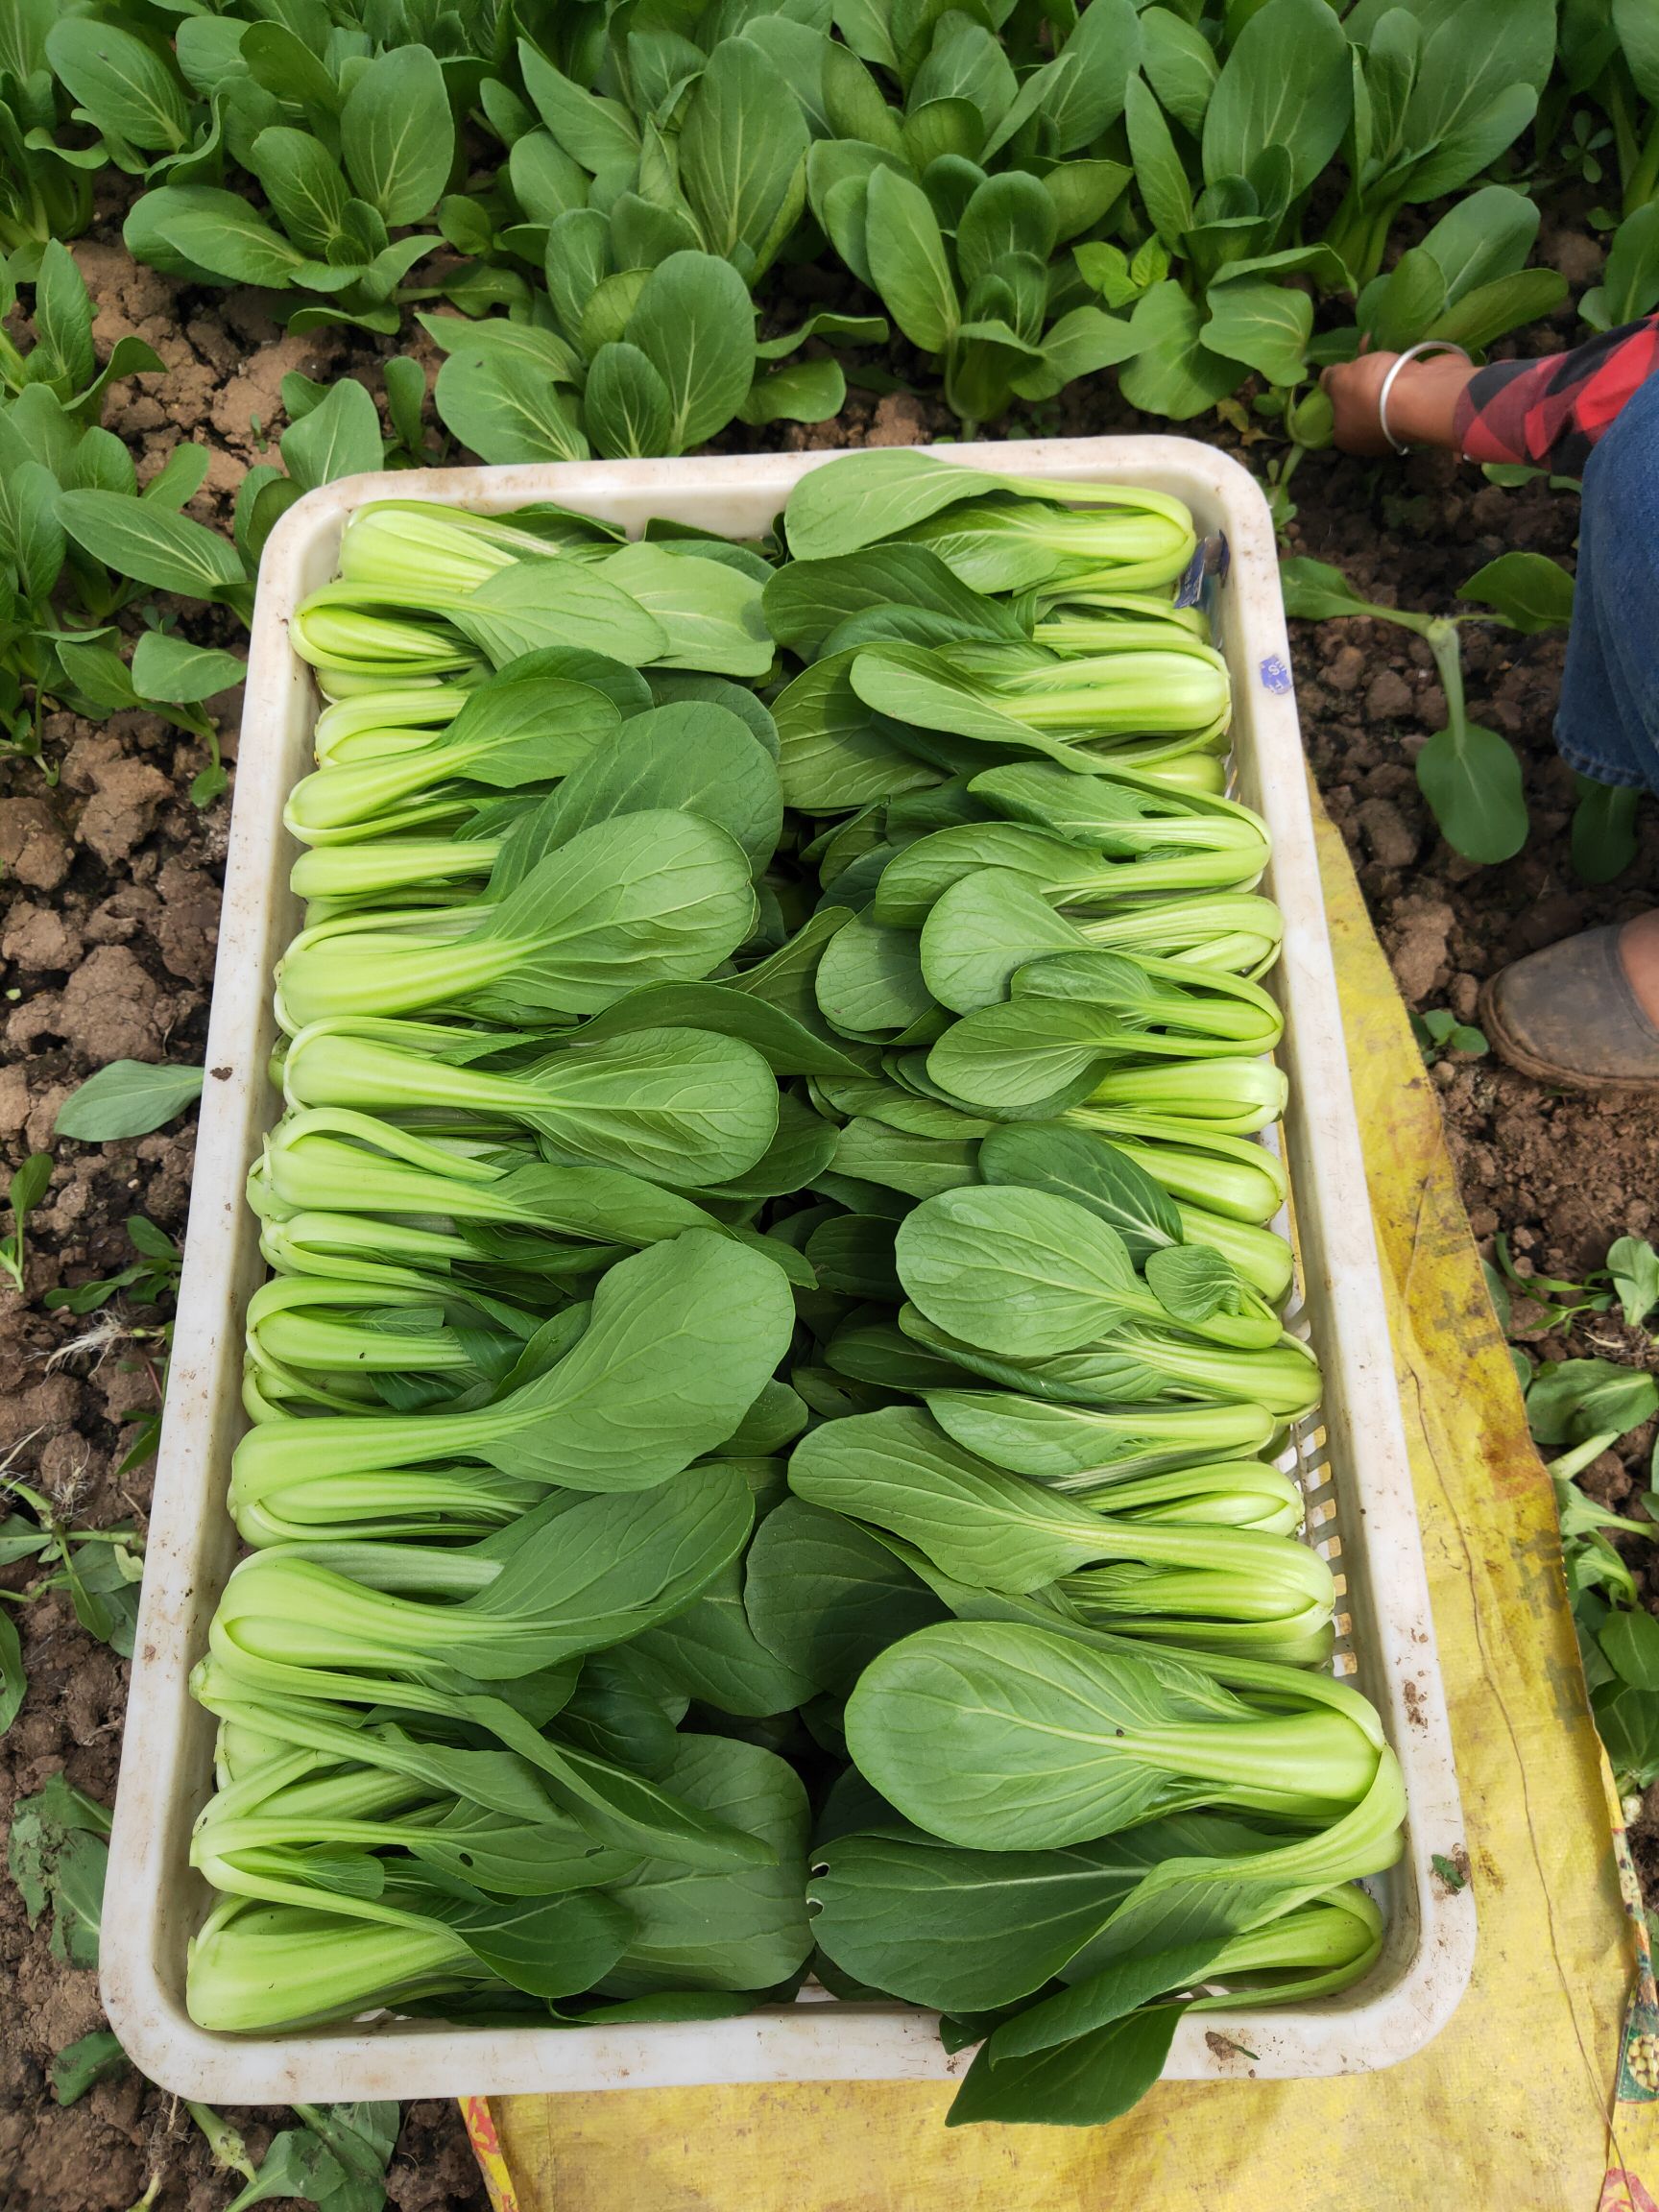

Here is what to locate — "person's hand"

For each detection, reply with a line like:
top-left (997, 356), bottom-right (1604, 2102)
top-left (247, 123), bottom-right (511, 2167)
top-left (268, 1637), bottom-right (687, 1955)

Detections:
top-left (1320, 350), bottom-right (1403, 457)
top-left (1320, 347), bottom-right (1478, 456)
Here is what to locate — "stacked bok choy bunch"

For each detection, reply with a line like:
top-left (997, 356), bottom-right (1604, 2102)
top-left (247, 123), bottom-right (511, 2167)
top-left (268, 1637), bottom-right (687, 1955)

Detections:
top-left (186, 450), bottom-right (1404, 2131)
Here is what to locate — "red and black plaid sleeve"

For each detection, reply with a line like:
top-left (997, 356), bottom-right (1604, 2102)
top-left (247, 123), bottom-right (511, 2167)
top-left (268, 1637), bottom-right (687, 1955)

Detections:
top-left (1454, 315), bottom-right (1659, 473)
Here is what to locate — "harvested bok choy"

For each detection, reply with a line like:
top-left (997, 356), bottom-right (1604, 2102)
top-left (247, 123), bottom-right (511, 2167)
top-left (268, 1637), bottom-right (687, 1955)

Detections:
top-left (181, 456), bottom-right (1402, 2134)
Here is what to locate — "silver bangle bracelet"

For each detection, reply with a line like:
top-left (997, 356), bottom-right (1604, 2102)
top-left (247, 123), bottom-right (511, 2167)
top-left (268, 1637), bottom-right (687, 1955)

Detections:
top-left (1376, 340), bottom-right (1474, 456)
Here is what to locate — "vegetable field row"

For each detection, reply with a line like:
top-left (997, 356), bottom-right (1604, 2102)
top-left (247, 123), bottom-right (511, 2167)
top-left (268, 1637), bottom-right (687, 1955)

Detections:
top-left (0, 0), bottom-right (1638, 885)
top-left (7, 0), bottom-right (1639, 447)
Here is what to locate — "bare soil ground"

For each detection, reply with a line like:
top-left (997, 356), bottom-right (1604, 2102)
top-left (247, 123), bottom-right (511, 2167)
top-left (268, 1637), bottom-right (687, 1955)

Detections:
top-left (2, 205), bottom-right (1643, 2205)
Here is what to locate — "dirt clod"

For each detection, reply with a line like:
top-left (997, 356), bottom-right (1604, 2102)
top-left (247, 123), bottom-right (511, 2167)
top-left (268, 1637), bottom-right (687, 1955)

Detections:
top-left (1364, 667), bottom-right (1416, 722)
top-left (0, 801), bottom-right (72, 893)
top-left (1384, 896), bottom-right (1457, 1002)
top-left (1356, 796), bottom-right (1421, 871)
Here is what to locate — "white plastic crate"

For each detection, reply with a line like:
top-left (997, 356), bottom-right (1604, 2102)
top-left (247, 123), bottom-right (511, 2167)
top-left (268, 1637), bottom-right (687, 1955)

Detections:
top-left (100, 437), bottom-right (1475, 2101)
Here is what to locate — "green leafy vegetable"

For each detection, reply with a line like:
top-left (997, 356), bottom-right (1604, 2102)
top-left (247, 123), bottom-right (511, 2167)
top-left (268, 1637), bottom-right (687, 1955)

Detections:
top-left (49, 2028), bottom-right (128, 2106)
top-left (56, 1060), bottom-right (205, 1141)
top-left (168, 464), bottom-right (1393, 2129)
top-left (845, 1622), bottom-right (1388, 1849)
top-left (0, 1150), bottom-right (51, 1293)
top-left (8, 1772), bottom-right (110, 1966)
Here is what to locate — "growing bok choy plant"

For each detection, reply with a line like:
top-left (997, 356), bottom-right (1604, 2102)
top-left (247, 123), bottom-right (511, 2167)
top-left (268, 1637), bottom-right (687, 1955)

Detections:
top-left (1280, 549), bottom-right (1589, 873)
top-left (184, 455), bottom-right (1403, 2132)
top-left (424, 3), bottom-right (1146, 442)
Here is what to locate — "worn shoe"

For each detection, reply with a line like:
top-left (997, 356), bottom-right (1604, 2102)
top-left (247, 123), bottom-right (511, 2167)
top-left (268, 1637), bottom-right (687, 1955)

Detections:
top-left (1479, 924), bottom-right (1659, 1090)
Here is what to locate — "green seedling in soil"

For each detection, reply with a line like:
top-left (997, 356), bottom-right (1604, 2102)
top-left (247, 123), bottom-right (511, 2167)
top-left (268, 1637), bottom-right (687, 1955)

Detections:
top-left (278, 366), bottom-right (441, 480)
top-left (1280, 558), bottom-right (1521, 865)
top-left (1, 265), bottom-right (419, 800)
top-left (1553, 1474), bottom-right (1645, 1611)
top-left (1483, 1233), bottom-right (1659, 1791)
top-left (7, 1771), bottom-right (109, 1967)
top-left (1118, 9), bottom-right (1560, 408)
top-left (1280, 549), bottom-right (1581, 870)
top-left (1549, 1444), bottom-right (1659, 1787)
top-left (0, 1470), bottom-right (146, 1658)
top-left (249, 2103), bottom-right (399, 2212)
top-left (215, 362), bottom-right (450, 589)
top-left (1542, 1385), bottom-right (1659, 1788)
top-left (1225, 383), bottom-right (1336, 541)
top-left (1527, 1358), bottom-right (1658, 1454)
top-left (1279, 559), bottom-right (1515, 859)
top-left (1535, 6), bottom-right (1654, 218)
top-left (42, 1291), bottom-right (172, 1478)
top-left (1491, 1232), bottom-right (1614, 1330)
top-left (110, 1390), bottom-right (165, 1480)
top-left (226, 2129), bottom-right (359, 2212)
top-left (1326, 0), bottom-right (1557, 290)
top-left (0, 280), bottom-right (252, 791)
top-left (1410, 1009), bottom-right (1488, 1067)
top-left (1458, 563), bottom-right (1629, 887)
top-left (1581, 202), bottom-right (1659, 331)
top-left (1480, 1258), bottom-right (1539, 1395)
top-left (45, 1214), bottom-right (180, 1316)
top-left (0, 1599), bottom-right (18, 1736)
top-left (1548, 15), bottom-right (1659, 332)
top-left (0, 1152), bottom-right (51, 1294)
top-left (53, 626), bottom-right (243, 807)
top-left (116, 31), bottom-right (466, 338)
top-left (380, 354), bottom-right (444, 469)
top-left (1268, 396), bottom-right (1332, 540)
top-left (0, 4), bottom-right (100, 259)
top-left (188, 2098), bottom-right (398, 2212)
top-left (1458, 552), bottom-right (1576, 637)
top-left (1492, 1232), bottom-right (1659, 1340)
top-left (1539, 1335), bottom-right (1659, 1751)
top-left (40, 1212), bottom-right (180, 1479)
top-left (38, 1213), bottom-right (178, 1478)
top-left (1335, 187), bottom-right (1568, 364)
top-left (0, 242), bottom-right (162, 414)
top-left (1455, 574), bottom-right (1622, 910)
top-left (0, 241), bottom-right (255, 783)
top-left (1585, 1590), bottom-right (1659, 1794)
top-left (1608, 1238), bottom-right (1659, 1334)
top-left (1489, 1214), bottom-right (1659, 1791)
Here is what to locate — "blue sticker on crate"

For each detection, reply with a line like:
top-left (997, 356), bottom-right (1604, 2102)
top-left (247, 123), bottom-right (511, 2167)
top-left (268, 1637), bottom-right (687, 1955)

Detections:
top-left (1260, 653), bottom-right (1292, 695)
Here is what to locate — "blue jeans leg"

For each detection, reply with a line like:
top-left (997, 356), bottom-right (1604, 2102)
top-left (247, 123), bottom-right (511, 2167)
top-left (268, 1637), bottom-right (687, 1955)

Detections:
top-left (1555, 369), bottom-right (1659, 795)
